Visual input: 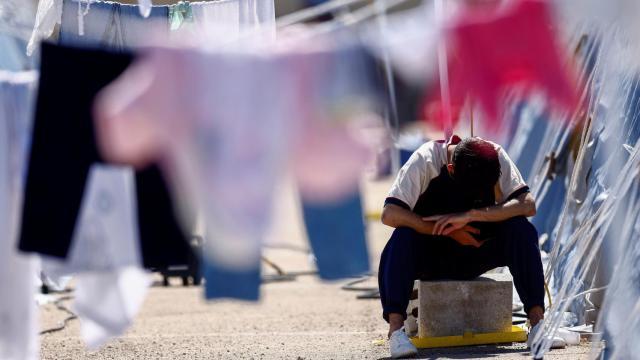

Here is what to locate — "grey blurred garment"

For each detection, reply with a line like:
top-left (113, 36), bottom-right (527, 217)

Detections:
top-left (0, 70), bottom-right (38, 360)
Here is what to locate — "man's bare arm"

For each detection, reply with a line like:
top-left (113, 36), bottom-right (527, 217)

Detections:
top-left (469, 191), bottom-right (536, 222)
top-left (425, 191), bottom-right (537, 235)
top-left (381, 203), bottom-right (436, 234)
top-left (382, 203), bottom-right (484, 247)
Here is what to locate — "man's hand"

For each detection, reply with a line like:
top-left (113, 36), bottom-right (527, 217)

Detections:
top-left (447, 225), bottom-right (484, 247)
top-left (423, 212), bottom-right (472, 236)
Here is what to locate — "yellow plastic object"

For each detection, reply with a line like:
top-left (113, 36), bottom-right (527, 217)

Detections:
top-left (365, 211), bottom-right (382, 221)
top-left (410, 325), bottom-right (528, 349)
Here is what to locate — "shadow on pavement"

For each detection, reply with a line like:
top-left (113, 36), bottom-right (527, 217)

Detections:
top-left (377, 344), bottom-right (530, 359)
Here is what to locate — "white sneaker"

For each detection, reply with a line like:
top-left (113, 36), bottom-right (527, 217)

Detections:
top-left (528, 323), bottom-right (567, 350)
top-left (389, 327), bottom-right (418, 359)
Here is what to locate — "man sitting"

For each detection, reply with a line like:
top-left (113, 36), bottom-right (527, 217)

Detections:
top-left (379, 136), bottom-right (545, 358)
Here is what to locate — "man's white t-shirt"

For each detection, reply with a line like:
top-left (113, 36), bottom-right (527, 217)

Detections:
top-left (386, 135), bottom-right (528, 211)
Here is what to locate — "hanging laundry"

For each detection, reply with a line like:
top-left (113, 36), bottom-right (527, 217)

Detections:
top-left (301, 191), bottom-right (369, 280)
top-left (73, 267), bottom-right (151, 349)
top-left (360, 3), bottom-right (441, 136)
top-left (18, 43), bottom-right (191, 349)
top-left (19, 42), bottom-right (191, 269)
top-left (54, 0), bottom-right (271, 301)
top-left (27, 0), bottom-right (160, 56)
top-left (0, 70), bottom-right (39, 360)
top-left (54, 0), bottom-right (220, 270)
top-left (42, 164), bottom-right (141, 277)
top-left (0, 33), bottom-right (36, 71)
top-left (28, 0), bottom-right (276, 54)
top-left (134, 0), bottom-right (275, 300)
top-left (168, 1), bottom-right (194, 31)
top-left (423, 0), bottom-right (579, 132)
top-left (52, 10), bottom-right (195, 347)
top-left (204, 262), bottom-right (261, 301)
top-left (92, 47), bottom-right (293, 300)
top-left (37, 162), bottom-right (151, 350)
top-left (55, 0), bottom-right (275, 302)
top-left (138, 0), bottom-right (152, 18)
top-left (93, 43), bottom-right (378, 299)
top-left (362, 1), bottom-right (439, 85)
top-left (169, 0), bottom-right (276, 47)
top-left (235, 0), bottom-right (276, 40)
top-left (27, 0), bottom-right (63, 55)
top-left (55, 0), bottom-right (209, 268)
top-left (59, 0), bottom-right (169, 50)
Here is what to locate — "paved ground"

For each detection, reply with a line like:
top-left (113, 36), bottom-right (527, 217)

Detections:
top-left (39, 178), bottom-right (595, 359)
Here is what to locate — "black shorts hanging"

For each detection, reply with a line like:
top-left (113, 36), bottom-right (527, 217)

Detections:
top-left (18, 43), bottom-right (191, 269)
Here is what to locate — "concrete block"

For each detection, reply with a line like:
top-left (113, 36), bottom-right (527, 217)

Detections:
top-left (404, 282), bottom-right (420, 337)
top-left (418, 273), bottom-right (513, 338)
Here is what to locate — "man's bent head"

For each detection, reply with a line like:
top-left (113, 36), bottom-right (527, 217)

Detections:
top-left (450, 137), bottom-right (501, 198)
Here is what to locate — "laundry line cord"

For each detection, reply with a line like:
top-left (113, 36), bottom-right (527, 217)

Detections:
top-left (261, 244), bottom-right (318, 283)
top-left (341, 273), bottom-right (380, 299)
top-left (39, 295), bottom-right (77, 335)
top-left (261, 244), bottom-right (379, 299)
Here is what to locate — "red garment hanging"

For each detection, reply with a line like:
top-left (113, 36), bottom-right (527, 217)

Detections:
top-left (423, 0), bottom-right (579, 132)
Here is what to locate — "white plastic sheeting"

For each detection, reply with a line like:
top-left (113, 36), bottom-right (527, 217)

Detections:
top-left (525, 3), bottom-right (640, 357)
